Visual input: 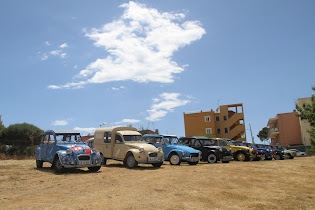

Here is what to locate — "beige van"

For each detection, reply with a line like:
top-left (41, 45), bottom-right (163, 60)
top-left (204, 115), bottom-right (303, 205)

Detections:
top-left (94, 127), bottom-right (164, 168)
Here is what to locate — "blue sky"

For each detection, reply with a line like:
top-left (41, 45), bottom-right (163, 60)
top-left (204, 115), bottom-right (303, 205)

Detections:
top-left (1, 0), bottom-right (314, 142)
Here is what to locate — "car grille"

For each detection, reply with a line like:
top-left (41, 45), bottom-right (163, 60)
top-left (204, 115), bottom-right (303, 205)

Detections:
top-left (190, 153), bottom-right (199, 157)
top-left (149, 152), bottom-right (158, 157)
top-left (78, 155), bottom-right (90, 160)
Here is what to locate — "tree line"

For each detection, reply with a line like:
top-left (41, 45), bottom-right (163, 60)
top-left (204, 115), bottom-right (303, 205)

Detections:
top-left (0, 118), bottom-right (43, 157)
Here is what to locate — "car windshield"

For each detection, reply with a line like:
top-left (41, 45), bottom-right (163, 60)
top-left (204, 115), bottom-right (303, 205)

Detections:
top-left (200, 139), bottom-right (216, 146)
top-left (164, 136), bottom-right (181, 145)
top-left (56, 134), bottom-right (82, 143)
top-left (123, 135), bottom-right (143, 141)
top-left (227, 140), bottom-right (236, 145)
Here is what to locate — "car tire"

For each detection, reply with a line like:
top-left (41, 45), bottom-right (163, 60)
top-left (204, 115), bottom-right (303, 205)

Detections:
top-left (100, 154), bottom-right (107, 165)
top-left (207, 153), bottom-right (217, 163)
top-left (169, 153), bottom-right (181, 165)
top-left (188, 161), bottom-right (198, 165)
top-left (36, 160), bottom-right (43, 168)
top-left (152, 162), bottom-right (163, 168)
top-left (234, 152), bottom-right (248, 161)
top-left (53, 157), bottom-right (66, 173)
top-left (260, 154), bottom-right (266, 161)
top-left (88, 166), bottom-right (101, 172)
top-left (275, 154), bottom-right (281, 160)
top-left (125, 154), bottom-right (138, 169)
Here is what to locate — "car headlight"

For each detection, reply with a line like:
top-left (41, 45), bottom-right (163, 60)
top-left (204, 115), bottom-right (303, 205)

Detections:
top-left (158, 147), bottom-right (163, 152)
top-left (66, 149), bottom-right (72, 154)
top-left (182, 151), bottom-right (186, 156)
top-left (139, 147), bottom-right (144, 152)
top-left (219, 148), bottom-right (223, 152)
top-left (92, 148), bottom-right (99, 153)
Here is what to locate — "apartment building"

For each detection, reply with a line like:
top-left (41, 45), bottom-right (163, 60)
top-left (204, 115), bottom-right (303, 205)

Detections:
top-left (183, 103), bottom-right (246, 141)
top-left (267, 97), bottom-right (312, 147)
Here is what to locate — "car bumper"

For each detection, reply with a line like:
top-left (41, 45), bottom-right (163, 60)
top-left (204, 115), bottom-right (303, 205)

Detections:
top-left (220, 156), bottom-right (233, 162)
top-left (138, 156), bottom-right (164, 164)
top-left (63, 161), bottom-right (102, 168)
top-left (181, 156), bottom-right (200, 162)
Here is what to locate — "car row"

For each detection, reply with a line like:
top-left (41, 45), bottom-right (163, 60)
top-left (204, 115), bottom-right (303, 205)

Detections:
top-left (35, 127), bottom-right (301, 173)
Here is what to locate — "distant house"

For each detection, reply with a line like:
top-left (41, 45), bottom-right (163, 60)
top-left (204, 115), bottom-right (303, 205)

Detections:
top-left (267, 97), bottom-right (312, 147)
top-left (184, 103), bottom-right (246, 141)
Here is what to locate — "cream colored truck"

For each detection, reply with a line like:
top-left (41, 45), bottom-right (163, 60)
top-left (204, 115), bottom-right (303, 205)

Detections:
top-left (94, 127), bottom-right (164, 168)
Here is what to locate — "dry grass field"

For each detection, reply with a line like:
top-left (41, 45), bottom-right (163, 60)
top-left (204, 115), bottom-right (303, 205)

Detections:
top-left (0, 157), bottom-right (314, 210)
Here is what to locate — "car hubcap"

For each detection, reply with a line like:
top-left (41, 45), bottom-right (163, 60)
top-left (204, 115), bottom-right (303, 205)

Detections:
top-left (170, 155), bottom-right (180, 165)
top-left (238, 153), bottom-right (245, 161)
top-left (275, 155), bottom-right (280, 160)
top-left (208, 154), bottom-right (216, 163)
top-left (127, 156), bottom-right (135, 167)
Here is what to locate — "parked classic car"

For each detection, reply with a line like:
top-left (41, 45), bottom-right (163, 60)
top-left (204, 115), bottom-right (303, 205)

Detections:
top-left (35, 130), bottom-right (102, 173)
top-left (279, 147), bottom-right (296, 159)
top-left (210, 138), bottom-right (254, 161)
top-left (262, 145), bottom-right (284, 160)
top-left (242, 142), bottom-right (265, 161)
top-left (288, 149), bottom-right (307, 157)
top-left (93, 127), bottom-right (164, 168)
top-left (142, 134), bottom-right (201, 165)
top-left (180, 136), bottom-right (233, 163)
top-left (255, 144), bottom-right (273, 160)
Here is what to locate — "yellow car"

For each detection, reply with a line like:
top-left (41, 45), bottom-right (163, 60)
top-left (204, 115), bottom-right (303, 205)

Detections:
top-left (210, 138), bottom-right (253, 161)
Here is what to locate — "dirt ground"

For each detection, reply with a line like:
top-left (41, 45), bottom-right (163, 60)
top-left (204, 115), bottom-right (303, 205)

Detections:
top-left (0, 157), bottom-right (314, 210)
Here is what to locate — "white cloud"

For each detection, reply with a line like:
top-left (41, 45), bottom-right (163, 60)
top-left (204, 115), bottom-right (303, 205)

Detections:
top-left (52, 120), bottom-right (68, 126)
top-left (47, 85), bottom-right (61, 89)
top-left (59, 43), bottom-right (68, 48)
top-left (41, 53), bottom-right (48, 61)
top-left (146, 92), bottom-right (190, 121)
top-left (73, 127), bottom-right (96, 134)
top-left (50, 1), bottom-right (205, 89)
top-left (112, 86), bottom-right (125, 91)
top-left (45, 41), bottom-right (50, 46)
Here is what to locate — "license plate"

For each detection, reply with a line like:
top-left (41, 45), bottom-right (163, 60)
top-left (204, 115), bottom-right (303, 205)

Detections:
top-left (79, 160), bottom-right (90, 165)
top-left (149, 157), bottom-right (158, 161)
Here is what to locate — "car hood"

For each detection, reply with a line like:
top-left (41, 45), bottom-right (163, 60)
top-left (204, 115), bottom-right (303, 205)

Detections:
top-left (125, 142), bottom-right (160, 152)
top-left (56, 142), bottom-right (93, 154)
top-left (167, 144), bottom-right (200, 153)
top-left (231, 145), bottom-right (249, 150)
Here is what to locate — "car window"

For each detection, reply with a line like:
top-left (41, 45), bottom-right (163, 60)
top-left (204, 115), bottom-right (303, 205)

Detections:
top-left (43, 134), bottom-right (49, 144)
top-left (155, 137), bottom-right (163, 144)
top-left (201, 140), bottom-right (215, 146)
top-left (219, 140), bottom-right (228, 147)
top-left (144, 137), bottom-right (154, 144)
top-left (192, 140), bottom-right (201, 147)
top-left (104, 132), bottom-right (111, 143)
top-left (181, 139), bottom-right (190, 146)
top-left (115, 135), bottom-right (123, 144)
top-left (48, 134), bottom-right (55, 144)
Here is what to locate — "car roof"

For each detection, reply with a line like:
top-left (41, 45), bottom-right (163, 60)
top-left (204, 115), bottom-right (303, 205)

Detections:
top-left (46, 130), bottom-right (80, 134)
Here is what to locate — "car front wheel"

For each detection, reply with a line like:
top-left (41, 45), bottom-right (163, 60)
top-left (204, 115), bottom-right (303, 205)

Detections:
top-left (169, 154), bottom-right (181, 165)
top-left (53, 157), bottom-right (66, 173)
top-left (152, 162), bottom-right (163, 168)
top-left (235, 152), bottom-right (248, 161)
top-left (36, 160), bottom-right (43, 168)
top-left (275, 154), bottom-right (281, 160)
top-left (125, 154), bottom-right (138, 169)
top-left (207, 153), bottom-right (217, 163)
top-left (88, 166), bottom-right (101, 172)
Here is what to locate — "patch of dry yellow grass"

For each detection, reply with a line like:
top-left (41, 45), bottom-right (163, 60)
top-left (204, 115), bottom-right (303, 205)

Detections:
top-left (0, 157), bottom-right (314, 209)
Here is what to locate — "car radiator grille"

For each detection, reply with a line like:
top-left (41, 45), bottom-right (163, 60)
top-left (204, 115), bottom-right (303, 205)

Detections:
top-left (148, 152), bottom-right (158, 157)
top-left (78, 155), bottom-right (90, 160)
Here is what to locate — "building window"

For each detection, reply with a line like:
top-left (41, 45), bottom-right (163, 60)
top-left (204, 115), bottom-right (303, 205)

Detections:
top-left (217, 128), bottom-right (221, 134)
top-left (223, 116), bottom-right (227, 121)
top-left (206, 128), bottom-right (212, 134)
top-left (205, 116), bottom-right (211, 122)
top-left (216, 116), bottom-right (220, 121)
top-left (225, 128), bottom-right (228, 133)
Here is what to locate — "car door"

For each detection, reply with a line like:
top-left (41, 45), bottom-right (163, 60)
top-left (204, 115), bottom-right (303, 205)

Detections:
top-left (46, 133), bottom-right (56, 163)
top-left (153, 137), bottom-right (168, 159)
top-left (192, 139), bottom-right (204, 155)
top-left (40, 134), bottom-right (49, 161)
top-left (112, 134), bottom-right (125, 160)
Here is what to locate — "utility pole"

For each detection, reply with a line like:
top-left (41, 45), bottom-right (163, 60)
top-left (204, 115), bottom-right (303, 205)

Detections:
top-left (249, 123), bottom-right (255, 144)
